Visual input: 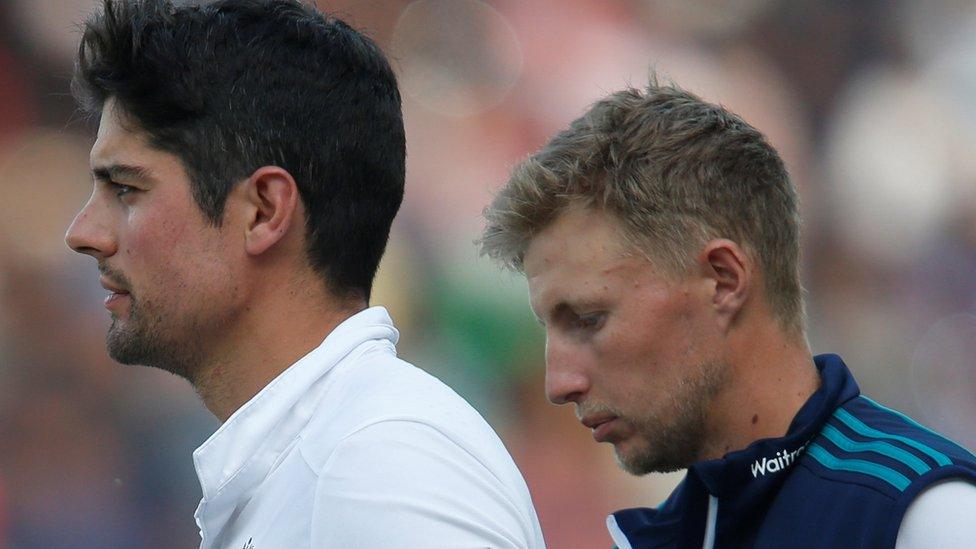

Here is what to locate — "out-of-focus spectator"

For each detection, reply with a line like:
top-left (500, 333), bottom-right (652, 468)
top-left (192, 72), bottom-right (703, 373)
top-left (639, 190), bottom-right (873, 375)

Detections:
top-left (0, 131), bottom-right (93, 266)
top-left (0, 472), bottom-right (7, 547)
top-left (824, 66), bottom-right (959, 269)
top-left (1, 390), bottom-right (145, 547)
top-left (0, 44), bottom-right (33, 142)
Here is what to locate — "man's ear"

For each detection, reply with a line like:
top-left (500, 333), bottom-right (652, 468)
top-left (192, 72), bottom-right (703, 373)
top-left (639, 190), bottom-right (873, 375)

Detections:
top-left (698, 239), bottom-right (752, 330)
top-left (241, 166), bottom-right (300, 256)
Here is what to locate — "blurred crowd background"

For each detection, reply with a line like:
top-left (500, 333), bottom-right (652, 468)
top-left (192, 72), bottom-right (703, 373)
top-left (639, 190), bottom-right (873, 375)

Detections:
top-left (1, 0), bottom-right (975, 547)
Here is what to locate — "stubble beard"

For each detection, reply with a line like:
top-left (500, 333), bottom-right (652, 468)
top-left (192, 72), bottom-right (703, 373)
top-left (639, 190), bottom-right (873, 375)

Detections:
top-left (615, 360), bottom-right (730, 475)
top-left (106, 292), bottom-right (202, 384)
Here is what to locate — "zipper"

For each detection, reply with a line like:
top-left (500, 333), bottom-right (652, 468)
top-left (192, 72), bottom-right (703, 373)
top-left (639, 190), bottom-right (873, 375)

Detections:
top-left (702, 495), bottom-right (718, 549)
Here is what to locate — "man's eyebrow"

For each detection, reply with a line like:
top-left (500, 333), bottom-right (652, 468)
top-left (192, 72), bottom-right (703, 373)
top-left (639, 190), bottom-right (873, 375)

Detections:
top-left (91, 164), bottom-right (156, 184)
top-left (533, 303), bottom-right (568, 329)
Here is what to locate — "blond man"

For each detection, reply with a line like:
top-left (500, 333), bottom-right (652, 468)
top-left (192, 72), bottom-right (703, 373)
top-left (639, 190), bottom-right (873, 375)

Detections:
top-left (480, 79), bottom-right (976, 549)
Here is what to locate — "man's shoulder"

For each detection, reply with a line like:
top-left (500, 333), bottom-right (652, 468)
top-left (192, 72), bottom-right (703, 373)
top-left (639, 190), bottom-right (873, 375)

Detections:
top-left (798, 395), bottom-right (976, 500)
top-left (297, 349), bottom-right (510, 473)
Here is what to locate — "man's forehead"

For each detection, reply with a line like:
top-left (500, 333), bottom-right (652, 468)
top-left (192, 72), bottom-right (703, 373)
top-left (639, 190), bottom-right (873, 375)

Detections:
top-left (523, 206), bottom-right (682, 313)
top-left (91, 99), bottom-right (148, 161)
top-left (526, 212), bottom-right (625, 302)
top-left (524, 206), bottom-right (630, 276)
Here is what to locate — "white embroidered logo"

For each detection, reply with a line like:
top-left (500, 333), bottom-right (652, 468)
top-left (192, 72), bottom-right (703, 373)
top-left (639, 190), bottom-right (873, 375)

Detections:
top-left (750, 444), bottom-right (807, 478)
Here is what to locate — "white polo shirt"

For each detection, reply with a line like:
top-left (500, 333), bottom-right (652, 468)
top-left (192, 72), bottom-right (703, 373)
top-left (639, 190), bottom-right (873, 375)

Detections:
top-left (192, 307), bottom-right (545, 548)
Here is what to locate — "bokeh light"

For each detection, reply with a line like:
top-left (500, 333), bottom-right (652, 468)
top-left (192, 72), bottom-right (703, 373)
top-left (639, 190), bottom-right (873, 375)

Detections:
top-left (391, 0), bottom-right (522, 117)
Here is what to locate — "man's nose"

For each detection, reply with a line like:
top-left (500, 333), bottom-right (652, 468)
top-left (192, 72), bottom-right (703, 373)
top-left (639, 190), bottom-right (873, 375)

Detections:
top-left (65, 193), bottom-right (117, 260)
top-left (544, 336), bottom-right (590, 405)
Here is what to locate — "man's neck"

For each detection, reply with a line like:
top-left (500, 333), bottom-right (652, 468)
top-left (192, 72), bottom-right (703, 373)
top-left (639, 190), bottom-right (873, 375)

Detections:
top-left (191, 275), bottom-right (365, 422)
top-left (697, 325), bottom-right (820, 461)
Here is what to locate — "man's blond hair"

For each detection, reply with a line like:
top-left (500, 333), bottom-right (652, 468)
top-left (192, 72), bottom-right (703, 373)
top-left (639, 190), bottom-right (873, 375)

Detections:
top-left (479, 78), bottom-right (804, 335)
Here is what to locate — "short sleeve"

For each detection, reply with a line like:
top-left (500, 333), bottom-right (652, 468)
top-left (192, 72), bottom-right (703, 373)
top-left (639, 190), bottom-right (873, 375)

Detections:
top-left (895, 479), bottom-right (976, 549)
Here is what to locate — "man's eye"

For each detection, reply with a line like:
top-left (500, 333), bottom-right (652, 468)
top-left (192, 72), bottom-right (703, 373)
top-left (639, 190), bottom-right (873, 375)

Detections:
top-left (112, 183), bottom-right (135, 198)
top-left (575, 314), bottom-right (604, 330)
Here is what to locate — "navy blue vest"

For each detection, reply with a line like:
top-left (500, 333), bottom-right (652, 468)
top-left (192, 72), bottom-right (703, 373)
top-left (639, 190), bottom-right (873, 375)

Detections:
top-left (610, 354), bottom-right (976, 549)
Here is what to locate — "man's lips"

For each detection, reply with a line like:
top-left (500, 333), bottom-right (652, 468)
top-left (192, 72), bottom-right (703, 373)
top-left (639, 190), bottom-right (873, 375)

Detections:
top-left (100, 276), bottom-right (130, 310)
top-left (581, 414), bottom-right (619, 443)
top-left (99, 276), bottom-right (129, 295)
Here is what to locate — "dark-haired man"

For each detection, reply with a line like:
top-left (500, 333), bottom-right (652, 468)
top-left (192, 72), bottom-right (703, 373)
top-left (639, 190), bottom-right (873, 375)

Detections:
top-left (66, 1), bottom-right (544, 547)
top-left (479, 79), bottom-right (976, 548)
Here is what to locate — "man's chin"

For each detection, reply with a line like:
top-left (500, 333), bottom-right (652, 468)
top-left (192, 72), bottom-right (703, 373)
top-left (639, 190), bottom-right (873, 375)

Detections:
top-left (106, 329), bottom-right (198, 383)
top-left (611, 438), bottom-right (648, 474)
top-left (616, 454), bottom-right (676, 476)
top-left (106, 342), bottom-right (144, 366)
top-left (613, 441), bottom-right (689, 476)
top-left (106, 325), bottom-right (150, 366)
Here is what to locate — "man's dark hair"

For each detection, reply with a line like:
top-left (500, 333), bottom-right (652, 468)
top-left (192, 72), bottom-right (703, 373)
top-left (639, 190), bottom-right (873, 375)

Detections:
top-left (74, 0), bottom-right (405, 301)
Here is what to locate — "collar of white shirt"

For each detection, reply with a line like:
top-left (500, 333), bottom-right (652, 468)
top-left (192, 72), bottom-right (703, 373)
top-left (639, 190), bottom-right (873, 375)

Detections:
top-left (192, 306), bottom-right (399, 508)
